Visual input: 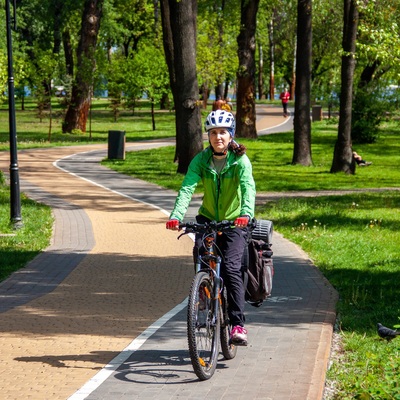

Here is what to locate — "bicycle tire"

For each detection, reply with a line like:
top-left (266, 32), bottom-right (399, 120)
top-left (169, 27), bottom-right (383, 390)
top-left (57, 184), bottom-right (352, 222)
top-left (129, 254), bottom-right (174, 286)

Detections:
top-left (220, 287), bottom-right (237, 360)
top-left (187, 271), bottom-right (220, 380)
top-left (251, 219), bottom-right (273, 243)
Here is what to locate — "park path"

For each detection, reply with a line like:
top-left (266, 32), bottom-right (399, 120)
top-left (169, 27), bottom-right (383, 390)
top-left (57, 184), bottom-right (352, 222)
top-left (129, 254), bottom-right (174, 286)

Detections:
top-left (0, 106), bottom-right (338, 400)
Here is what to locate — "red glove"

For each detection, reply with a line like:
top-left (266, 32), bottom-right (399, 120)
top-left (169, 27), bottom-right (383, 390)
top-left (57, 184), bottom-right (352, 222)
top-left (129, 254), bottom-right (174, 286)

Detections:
top-left (234, 216), bottom-right (249, 228)
top-left (166, 219), bottom-right (180, 230)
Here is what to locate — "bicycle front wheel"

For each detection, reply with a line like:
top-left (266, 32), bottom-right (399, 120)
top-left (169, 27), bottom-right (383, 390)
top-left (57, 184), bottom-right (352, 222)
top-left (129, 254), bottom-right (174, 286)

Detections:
top-left (187, 271), bottom-right (220, 380)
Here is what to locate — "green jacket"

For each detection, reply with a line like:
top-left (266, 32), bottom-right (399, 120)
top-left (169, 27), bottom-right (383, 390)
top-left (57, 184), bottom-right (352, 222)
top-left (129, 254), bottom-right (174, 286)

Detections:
top-left (170, 147), bottom-right (256, 222)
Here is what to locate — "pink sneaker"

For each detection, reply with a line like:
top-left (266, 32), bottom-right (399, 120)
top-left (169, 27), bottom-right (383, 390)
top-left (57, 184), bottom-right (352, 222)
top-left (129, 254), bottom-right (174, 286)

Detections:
top-left (230, 325), bottom-right (248, 346)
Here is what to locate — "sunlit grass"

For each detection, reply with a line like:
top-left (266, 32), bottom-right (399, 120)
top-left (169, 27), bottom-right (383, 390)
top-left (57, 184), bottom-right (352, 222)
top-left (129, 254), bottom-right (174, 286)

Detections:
top-left (0, 188), bottom-right (53, 282)
top-left (257, 192), bottom-right (400, 399)
top-left (0, 98), bottom-right (176, 150)
top-left (103, 121), bottom-right (400, 192)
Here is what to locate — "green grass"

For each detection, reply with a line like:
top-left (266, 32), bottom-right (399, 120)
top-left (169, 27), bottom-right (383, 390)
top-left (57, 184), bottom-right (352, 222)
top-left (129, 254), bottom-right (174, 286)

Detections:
top-left (1, 99), bottom-right (400, 397)
top-left (0, 98), bottom-right (176, 150)
top-left (0, 184), bottom-right (53, 282)
top-left (103, 119), bottom-right (400, 192)
top-left (257, 193), bottom-right (400, 399)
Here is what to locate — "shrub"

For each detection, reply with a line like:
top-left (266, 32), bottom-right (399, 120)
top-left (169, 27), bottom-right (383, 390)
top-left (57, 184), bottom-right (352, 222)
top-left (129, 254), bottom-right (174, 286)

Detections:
top-left (351, 88), bottom-right (387, 143)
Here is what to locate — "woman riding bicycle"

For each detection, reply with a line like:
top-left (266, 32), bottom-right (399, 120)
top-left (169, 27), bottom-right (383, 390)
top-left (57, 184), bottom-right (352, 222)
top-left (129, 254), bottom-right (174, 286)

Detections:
top-left (166, 109), bottom-right (256, 345)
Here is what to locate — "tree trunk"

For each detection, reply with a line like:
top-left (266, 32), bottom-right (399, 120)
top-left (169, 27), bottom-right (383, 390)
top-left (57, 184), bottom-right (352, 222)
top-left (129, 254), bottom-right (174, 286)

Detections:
top-left (330, 0), bottom-right (359, 174)
top-left (53, 0), bottom-right (63, 55)
top-left (258, 42), bottom-right (264, 99)
top-left (236, 0), bottom-right (260, 138)
top-left (268, 19), bottom-right (275, 101)
top-left (291, 38), bottom-right (296, 100)
top-left (62, 30), bottom-right (74, 77)
top-left (62, 0), bottom-right (104, 133)
top-left (160, 0), bottom-right (203, 174)
top-left (292, 0), bottom-right (312, 166)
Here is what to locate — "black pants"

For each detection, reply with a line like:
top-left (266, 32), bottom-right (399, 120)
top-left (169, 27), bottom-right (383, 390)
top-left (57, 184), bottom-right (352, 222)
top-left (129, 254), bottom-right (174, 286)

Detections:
top-left (193, 215), bottom-right (248, 327)
top-left (282, 102), bottom-right (288, 116)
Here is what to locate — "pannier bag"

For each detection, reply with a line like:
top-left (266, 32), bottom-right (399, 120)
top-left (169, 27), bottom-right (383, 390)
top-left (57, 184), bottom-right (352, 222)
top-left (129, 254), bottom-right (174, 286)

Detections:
top-left (243, 219), bottom-right (274, 307)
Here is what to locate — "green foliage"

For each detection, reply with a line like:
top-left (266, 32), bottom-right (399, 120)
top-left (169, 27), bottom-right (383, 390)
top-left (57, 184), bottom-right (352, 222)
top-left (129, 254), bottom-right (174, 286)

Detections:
top-left (130, 43), bottom-right (171, 106)
top-left (0, 53), bottom-right (9, 103)
top-left (352, 86), bottom-right (395, 144)
top-left (356, 0), bottom-right (400, 71)
top-left (311, 0), bottom-right (343, 100)
top-left (105, 38), bottom-right (171, 117)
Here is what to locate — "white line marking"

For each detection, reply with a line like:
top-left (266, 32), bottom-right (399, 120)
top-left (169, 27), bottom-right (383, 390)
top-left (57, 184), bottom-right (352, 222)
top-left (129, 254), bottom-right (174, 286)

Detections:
top-left (55, 148), bottom-right (191, 398)
top-left (258, 111), bottom-right (292, 133)
top-left (53, 154), bottom-right (171, 217)
top-left (67, 299), bottom-right (187, 399)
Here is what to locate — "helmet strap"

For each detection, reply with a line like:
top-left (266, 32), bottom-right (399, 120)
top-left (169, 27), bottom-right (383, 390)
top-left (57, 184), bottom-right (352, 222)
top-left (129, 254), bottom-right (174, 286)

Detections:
top-left (210, 144), bottom-right (229, 156)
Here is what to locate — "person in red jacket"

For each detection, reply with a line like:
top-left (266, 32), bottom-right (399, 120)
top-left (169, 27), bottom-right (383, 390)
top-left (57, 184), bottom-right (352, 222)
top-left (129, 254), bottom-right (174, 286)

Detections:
top-left (279, 88), bottom-right (290, 117)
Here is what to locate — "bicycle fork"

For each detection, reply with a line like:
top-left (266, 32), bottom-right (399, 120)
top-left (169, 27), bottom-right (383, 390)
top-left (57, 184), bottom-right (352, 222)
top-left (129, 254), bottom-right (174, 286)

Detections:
top-left (196, 254), bottom-right (223, 327)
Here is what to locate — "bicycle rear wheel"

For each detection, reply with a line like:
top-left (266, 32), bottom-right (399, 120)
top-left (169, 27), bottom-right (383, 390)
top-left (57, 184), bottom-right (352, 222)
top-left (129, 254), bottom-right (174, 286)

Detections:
top-left (220, 287), bottom-right (237, 360)
top-left (187, 271), bottom-right (220, 380)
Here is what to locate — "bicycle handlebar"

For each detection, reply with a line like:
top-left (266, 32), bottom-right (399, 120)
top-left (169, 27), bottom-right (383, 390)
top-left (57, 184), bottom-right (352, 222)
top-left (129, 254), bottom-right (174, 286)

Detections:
top-left (178, 219), bottom-right (256, 236)
top-left (178, 220), bottom-right (234, 235)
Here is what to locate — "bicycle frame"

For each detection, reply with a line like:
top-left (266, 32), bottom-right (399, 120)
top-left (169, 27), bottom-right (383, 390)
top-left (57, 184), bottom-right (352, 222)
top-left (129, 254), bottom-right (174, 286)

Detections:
top-left (179, 220), bottom-right (239, 380)
top-left (195, 239), bottom-right (222, 328)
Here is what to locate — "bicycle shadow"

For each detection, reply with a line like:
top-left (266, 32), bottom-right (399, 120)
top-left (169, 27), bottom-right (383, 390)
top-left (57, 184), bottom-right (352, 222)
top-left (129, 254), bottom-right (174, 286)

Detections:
top-left (112, 349), bottom-right (233, 384)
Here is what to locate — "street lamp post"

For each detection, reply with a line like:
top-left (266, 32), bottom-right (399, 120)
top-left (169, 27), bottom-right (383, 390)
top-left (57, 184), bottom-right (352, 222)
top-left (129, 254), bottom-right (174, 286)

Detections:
top-left (5, 0), bottom-right (22, 228)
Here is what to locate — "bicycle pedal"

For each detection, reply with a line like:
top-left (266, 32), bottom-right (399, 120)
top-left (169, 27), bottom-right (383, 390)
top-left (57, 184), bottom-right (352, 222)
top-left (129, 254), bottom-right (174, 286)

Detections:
top-left (229, 338), bottom-right (248, 346)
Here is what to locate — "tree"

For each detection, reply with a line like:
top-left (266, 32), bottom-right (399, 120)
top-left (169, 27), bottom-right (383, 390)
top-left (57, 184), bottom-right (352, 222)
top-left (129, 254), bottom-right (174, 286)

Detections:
top-left (160, 0), bottom-right (203, 174)
top-left (63, 0), bottom-right (104, 133)
top-left (236, 0), bottom-right (260, 139)
top-left (267, 18), bottom-right (275, 100)
top-left (330, 0), bottom-right (359, 174)
top-left (310, 0), bottom-right (342, 101)
top-left (350, 0), bottom-right (400, 143)
top-left (196, 3), bottom-right (239, 108)
top-left (292, 0), bottom-right (312, 166)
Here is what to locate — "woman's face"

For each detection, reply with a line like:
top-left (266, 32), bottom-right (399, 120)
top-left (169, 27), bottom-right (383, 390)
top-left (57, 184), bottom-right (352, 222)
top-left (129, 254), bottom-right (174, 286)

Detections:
top-left (208, 128), bottom-right (231, 153)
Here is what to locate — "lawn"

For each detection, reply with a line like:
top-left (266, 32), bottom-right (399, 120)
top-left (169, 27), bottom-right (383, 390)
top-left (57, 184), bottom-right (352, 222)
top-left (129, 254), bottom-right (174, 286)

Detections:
top-left (103, 119), bottom-right (400, 192)
top-left (0, 98), bottom-right (176, 150)
top-left (257, 192), bottom-right (400, 399)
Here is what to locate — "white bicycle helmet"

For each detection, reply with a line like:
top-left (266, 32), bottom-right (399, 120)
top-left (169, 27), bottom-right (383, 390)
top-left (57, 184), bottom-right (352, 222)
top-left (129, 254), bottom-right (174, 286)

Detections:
top-left (204, 110), bottom-right (236, 137)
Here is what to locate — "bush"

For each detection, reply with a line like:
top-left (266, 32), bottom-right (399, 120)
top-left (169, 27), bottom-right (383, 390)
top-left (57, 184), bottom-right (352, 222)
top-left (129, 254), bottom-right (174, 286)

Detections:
top-left (352, 88), bottom-right (387, 143)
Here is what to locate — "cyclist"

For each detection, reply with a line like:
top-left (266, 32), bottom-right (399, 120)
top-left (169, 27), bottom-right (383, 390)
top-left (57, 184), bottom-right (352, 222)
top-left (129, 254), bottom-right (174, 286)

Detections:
top-left (166, 109), bottom-right (256, 346)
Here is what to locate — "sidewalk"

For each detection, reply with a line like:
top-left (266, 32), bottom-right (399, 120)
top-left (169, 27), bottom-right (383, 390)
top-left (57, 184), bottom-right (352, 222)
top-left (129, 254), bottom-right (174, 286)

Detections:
top-left (0, 106), bottom-right (337, 400)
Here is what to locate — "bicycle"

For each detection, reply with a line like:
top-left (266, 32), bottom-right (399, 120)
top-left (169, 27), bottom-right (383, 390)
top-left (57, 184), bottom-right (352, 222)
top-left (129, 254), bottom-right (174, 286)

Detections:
top-left (178, 220), bottom-right (240, 381)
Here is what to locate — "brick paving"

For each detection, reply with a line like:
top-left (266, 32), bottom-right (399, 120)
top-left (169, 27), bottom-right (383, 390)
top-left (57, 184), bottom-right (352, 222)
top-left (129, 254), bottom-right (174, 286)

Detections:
top-left (0, 106), bottom-right (338, 399)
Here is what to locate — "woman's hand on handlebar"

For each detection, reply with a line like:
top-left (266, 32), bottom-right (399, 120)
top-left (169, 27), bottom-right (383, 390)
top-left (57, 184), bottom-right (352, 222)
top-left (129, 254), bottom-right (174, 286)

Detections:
top-left (234, 216), bottom-right (250, 228)
top-left (166, 219), bottom-right (180, 230)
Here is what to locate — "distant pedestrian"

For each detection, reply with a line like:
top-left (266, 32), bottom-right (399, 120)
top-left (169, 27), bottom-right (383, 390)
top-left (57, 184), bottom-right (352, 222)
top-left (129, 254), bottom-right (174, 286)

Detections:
top-left (224, 97), bottom-right (233, 112)
top-left (212, 96), bottom-right (226, 111)
top-left (279, 88), bottom-right (290, 117)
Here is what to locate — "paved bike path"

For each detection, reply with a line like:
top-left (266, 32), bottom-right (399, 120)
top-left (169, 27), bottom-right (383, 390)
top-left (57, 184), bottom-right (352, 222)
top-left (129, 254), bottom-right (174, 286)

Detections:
top-left (0, 106), bottom-right (337, 399)
top-left (58, 145), bottom-right (337, 400)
